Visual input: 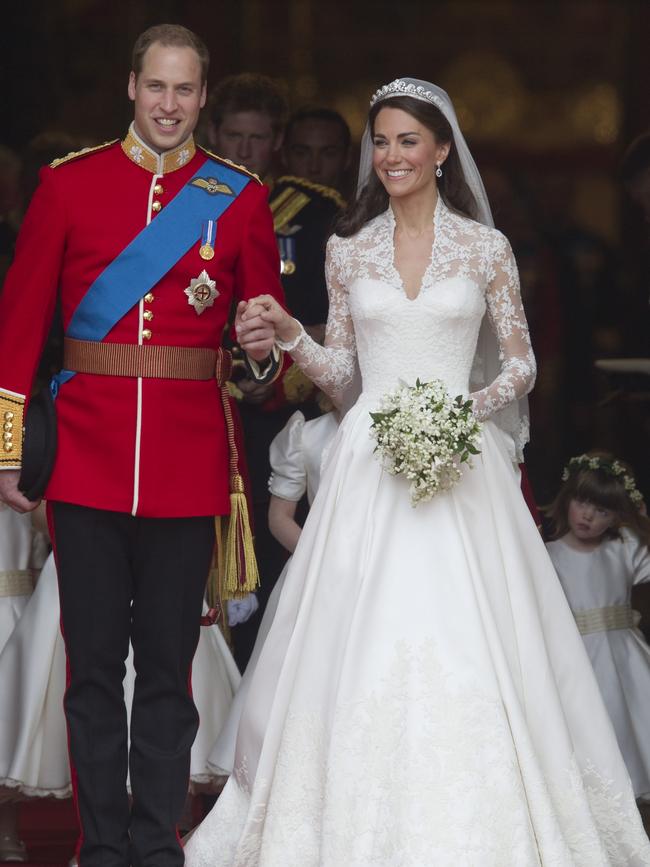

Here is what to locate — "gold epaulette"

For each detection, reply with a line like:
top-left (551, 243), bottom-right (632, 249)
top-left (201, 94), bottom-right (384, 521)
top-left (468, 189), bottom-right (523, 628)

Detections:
top-left (49, 139), bottom-right (119, 169)
top-left (275, 175), bottom-right (346, 210)
top-left (271, 186), bottom-right (311, 233)
top-left (197, 146), bottom-right (262, 184)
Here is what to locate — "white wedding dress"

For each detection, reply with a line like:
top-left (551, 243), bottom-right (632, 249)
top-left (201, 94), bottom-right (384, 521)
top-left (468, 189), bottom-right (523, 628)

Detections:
top-left (185, 199), bottom-right (650, 866)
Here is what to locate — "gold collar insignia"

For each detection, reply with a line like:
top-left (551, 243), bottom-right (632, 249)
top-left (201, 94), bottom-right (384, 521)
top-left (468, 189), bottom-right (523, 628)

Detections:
top-left (121, 123), bottom-right (196, 175)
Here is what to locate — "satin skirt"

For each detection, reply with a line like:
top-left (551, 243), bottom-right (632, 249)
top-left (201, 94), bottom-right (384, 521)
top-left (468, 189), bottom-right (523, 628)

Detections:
top-left (186, 398), bottom-right (650, 865)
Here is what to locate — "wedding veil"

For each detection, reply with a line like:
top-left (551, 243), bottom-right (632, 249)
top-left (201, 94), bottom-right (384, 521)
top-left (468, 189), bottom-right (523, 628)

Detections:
top-left (353, 77), bottom-right (530, 462)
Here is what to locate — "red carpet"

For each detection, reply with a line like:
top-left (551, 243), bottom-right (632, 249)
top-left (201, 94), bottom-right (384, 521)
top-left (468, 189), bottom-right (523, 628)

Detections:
top-left (14, 799), bottom-right (78, 866)
top-left (9, 796), bottom-right (209, 866)
top-left (8, 796), bottom-right (649, 864)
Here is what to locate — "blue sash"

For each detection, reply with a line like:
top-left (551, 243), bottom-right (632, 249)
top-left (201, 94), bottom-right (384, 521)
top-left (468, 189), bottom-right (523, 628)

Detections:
top-left (52, 158), bottom-right (250, 394)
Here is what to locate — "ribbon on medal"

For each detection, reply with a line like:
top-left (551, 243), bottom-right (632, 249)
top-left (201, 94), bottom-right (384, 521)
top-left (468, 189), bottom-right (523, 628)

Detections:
top-left (278, 236), bottom-right (296, 275)
top-left (199, 219), bottom-right (216, 260)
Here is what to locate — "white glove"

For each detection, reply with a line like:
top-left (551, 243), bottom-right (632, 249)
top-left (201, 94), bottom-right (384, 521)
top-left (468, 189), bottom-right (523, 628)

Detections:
top-left (227, 593), bottom-right (260, 626)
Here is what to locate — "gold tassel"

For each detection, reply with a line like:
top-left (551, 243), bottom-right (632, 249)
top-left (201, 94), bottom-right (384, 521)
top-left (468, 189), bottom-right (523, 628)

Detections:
top-left (216, 348), bottom-right (261, 601)
top-left (223, 474), bottom-right (260, 598)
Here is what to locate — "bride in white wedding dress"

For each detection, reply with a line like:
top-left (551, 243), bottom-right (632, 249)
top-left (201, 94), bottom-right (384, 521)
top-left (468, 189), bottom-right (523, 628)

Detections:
top-left (185, 79), bottom-right (650, 866)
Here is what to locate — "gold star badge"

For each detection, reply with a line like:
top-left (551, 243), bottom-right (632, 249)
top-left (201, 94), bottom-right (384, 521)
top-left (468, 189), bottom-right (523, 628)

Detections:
top-left (184, 270), bottom-right (219, 315)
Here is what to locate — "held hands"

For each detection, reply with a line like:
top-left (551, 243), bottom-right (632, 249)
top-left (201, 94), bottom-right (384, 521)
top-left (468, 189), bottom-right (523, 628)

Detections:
top-left (235, 296), bottom-right (301, 352)
top-left (234, 299), bottom-right (276, 361)
top-left (0, 469), bottom-right (41, 514)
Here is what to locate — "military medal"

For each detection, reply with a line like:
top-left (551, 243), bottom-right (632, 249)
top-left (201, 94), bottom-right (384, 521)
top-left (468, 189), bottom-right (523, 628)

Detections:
top-left (199, 220), bottom-right (216, 260)
top-left (278, 236), bottom-right (297, 276)
top-left (184, 269), bottom-right (219, 315)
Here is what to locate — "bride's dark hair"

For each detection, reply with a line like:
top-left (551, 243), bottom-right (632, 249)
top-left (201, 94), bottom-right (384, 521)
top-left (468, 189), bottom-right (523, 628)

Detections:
top-left (335, 95), bottom-right (479, 238)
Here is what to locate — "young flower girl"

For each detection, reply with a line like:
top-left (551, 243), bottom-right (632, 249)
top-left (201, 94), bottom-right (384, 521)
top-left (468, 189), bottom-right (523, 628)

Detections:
top-left (546, 452), bottom-right (650, 799)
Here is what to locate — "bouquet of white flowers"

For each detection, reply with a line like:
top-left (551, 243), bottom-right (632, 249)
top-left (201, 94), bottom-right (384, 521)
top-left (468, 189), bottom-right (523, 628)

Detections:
top-left (369, 379), bottom-right (482, 506)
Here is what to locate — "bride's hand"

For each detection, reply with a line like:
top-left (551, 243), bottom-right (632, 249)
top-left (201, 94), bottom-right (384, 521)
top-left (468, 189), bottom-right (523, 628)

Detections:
top-left (241, 295), bottom-right (302, 345)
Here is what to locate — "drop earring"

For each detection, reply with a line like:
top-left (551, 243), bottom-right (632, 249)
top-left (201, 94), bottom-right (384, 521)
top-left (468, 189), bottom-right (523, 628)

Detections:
top-left (435, 163), bottom-right (443, 178)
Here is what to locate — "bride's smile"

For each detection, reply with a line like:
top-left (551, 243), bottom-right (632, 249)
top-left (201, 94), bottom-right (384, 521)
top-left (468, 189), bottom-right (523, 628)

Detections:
top-left (372, 106), bottom-right (448, 200)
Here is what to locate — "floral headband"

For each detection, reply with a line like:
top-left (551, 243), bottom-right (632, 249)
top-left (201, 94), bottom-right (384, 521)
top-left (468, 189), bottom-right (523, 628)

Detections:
top-left (562, 454), bottom-right (644, 510)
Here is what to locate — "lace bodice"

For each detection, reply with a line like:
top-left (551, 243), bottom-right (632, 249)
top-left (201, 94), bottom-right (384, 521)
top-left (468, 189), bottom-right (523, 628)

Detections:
top-left (284, 198), bottom-right (536, 428)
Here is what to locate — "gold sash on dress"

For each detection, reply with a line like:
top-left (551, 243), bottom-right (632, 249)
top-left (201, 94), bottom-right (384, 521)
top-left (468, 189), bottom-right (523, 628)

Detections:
top-left (574, 604), bottom-right (640, 635)
top-left (0, 569), bottom-right (35, 597)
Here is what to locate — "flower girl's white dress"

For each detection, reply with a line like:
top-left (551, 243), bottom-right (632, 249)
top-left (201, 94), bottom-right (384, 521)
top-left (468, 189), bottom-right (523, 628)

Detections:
top-left (185, 199), bottom-right (650, 865)
top-left (548, 530), bottom-right (650, 800)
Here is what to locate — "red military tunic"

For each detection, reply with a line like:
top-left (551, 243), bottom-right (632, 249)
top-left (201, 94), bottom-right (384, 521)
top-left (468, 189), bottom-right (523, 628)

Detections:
top-left (0, 127), bottom-right (284, 517)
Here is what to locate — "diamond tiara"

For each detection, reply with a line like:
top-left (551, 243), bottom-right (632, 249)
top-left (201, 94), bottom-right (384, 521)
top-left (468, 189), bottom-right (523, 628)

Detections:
top-left (370, 79), bottom-right (445, 110)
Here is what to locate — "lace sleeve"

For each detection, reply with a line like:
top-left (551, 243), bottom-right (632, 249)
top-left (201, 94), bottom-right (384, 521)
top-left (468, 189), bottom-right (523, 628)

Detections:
top-left (280, 236), bottom-right (357, 403)
top-left (470, 234), bottom-right (536, 421)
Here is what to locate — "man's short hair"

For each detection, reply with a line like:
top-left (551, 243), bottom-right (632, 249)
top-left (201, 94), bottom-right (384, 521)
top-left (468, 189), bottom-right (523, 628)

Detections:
top-left (209, 74), bottom-right (288, 133)
top-left (132, 24), bottom-right (210, 84)
top-left (285, 107), bottom-right (351, 151)
top-left (620, 132), bottom-right (650, 186)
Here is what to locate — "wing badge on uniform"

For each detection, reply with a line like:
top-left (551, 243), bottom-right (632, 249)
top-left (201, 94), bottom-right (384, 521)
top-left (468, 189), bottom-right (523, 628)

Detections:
top-left (190, 176), bottom-right (235, 196)
top-left (184, 270), bottom-right (219, 315)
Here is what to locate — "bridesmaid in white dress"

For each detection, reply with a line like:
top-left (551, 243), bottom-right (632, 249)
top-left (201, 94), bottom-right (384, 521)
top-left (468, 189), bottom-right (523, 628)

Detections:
top-left (185, 79), bottom-right (650, 865)
top-left (546, 453), bottom-right (650, 800)
top-left (0, 503), bottom-right (48, 861)
top-left (0, 504), bottom-right (47, 653)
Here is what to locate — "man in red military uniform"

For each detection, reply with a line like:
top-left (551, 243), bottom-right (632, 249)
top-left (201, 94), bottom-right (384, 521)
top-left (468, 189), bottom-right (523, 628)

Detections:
top-left (0, 24), bottom-right (283, 867)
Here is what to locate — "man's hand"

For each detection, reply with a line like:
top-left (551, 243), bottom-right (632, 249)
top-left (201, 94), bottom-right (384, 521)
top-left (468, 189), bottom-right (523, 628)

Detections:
top-left (235, 300), bottom-right (276, 361)
top-left (0, 469), bottom-right (41, 513)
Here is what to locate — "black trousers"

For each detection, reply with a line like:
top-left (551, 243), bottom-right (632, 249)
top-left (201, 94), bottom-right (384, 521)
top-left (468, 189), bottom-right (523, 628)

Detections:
top-left (49, 502), bottom-right (215, 867)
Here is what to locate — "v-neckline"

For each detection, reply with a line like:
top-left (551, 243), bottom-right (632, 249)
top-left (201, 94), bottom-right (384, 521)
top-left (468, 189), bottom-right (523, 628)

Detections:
top-left (388, 196), bottom-right (442, 303)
